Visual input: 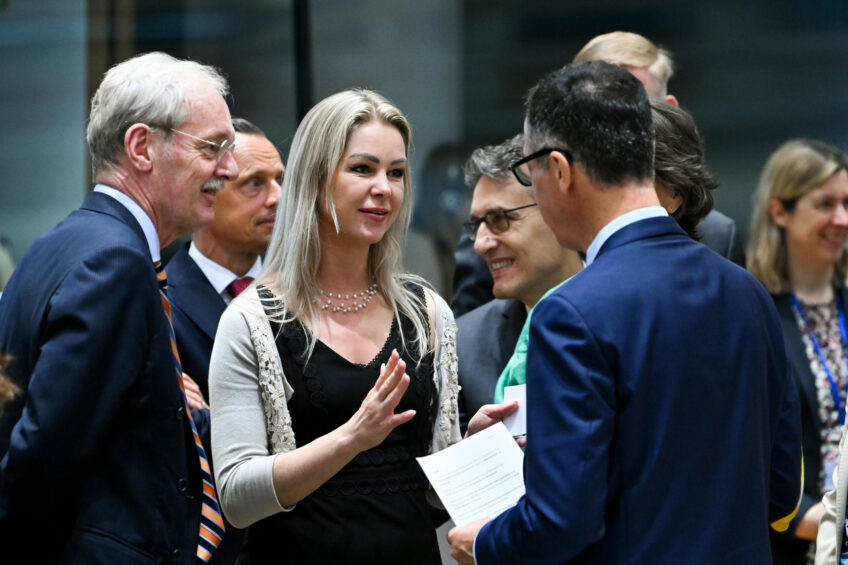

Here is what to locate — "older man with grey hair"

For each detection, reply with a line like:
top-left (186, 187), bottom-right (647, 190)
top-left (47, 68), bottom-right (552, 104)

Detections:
top-left (0, 52), bottom-right (237, 563)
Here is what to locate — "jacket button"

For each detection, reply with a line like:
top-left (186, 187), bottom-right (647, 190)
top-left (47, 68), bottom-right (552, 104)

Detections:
top-left (176, 406), bottom-right (185, 420)
top-left (170, 548), bottom-right (182, 562)
top-left (177, 478), bottom-right (189, 494)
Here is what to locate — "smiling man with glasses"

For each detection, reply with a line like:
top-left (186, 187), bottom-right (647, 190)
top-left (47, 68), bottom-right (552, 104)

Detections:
top-left (454, 133), bottom-right (582, 432)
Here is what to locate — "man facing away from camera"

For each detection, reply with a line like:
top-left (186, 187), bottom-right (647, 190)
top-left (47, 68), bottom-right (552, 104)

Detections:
top-left (448, 60), bottom-right (802, 565)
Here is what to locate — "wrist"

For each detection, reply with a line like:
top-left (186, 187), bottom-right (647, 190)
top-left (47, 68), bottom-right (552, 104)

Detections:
top-left (336, 421), bottom-right (364, 457)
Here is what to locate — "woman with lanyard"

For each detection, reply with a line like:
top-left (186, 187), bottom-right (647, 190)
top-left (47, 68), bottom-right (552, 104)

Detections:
top-left (747, 139), bottom-right (848, 564)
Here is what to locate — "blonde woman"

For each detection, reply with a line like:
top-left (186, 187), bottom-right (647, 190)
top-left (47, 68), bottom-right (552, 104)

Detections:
top-left (208, 89), bottom-right (460, 563)
top-left (748, 139), bottom-right (848, 564)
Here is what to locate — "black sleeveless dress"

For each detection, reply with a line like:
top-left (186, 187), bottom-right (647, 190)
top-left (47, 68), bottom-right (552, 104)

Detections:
top-left (241, 286), bottom-right (440, 564)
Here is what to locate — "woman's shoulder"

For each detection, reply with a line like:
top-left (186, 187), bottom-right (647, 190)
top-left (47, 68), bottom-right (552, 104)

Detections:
top-left (399, 279), bottom-right (450, 321)
top-left (218, 285), bottom-right (276, 330)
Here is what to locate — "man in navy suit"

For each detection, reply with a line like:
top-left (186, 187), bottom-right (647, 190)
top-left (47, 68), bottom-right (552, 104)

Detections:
top-left (166, 117), bottom-right (282, 564)
top-left (448, 61), bottom-right (802, 564)
top-left (167, 117), bottom-right (282, 401)
top-left (0, 52), bottom-right (238, 563)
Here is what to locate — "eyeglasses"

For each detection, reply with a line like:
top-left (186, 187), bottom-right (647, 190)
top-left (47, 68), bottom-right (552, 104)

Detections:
top-left (463, 203), bottom-right (538, 241)
top-left (509, 147), bottom-right (573, 187)
top-left (159, 127), bottom-right (236, 162)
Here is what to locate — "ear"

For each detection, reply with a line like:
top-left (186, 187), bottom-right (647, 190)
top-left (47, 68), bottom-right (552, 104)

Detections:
top-left (124, 123), bottom-right (156, 172)
top-left (768, 197), bottom-right (790, 228)
top-left (549, 150), bottom-right (572, 195)
top-left (664, 94), bottom-right (679, 107)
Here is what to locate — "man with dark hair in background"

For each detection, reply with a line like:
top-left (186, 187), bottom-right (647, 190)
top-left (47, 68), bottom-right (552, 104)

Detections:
top-left (167, 117), bottom-right (282, 401)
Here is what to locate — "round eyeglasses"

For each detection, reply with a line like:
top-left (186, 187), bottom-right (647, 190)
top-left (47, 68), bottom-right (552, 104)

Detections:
top-left (463, 203), bottom-right (538, 241)
top-left (151, 126), bottom-right (236, 162)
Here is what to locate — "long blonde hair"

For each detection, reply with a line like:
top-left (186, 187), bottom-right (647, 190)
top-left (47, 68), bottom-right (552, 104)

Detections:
top-left (258, 89), bottom-right (429, 360)
top-left (747, 139), bottom-right (848, 294)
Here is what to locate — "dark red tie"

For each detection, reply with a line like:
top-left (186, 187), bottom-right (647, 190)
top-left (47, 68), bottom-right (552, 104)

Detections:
top-left (228, 276), bottom-right (254, 298)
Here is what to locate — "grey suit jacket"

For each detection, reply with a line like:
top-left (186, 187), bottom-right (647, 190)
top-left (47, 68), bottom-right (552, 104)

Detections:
top-left (456, 298), bottom-right (527, 432)
top-left (698, 209), bottom-right (744, 266)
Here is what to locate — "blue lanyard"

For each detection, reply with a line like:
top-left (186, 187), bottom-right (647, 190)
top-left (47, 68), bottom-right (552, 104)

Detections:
top-left (790, 293), bottom-right (848, 425)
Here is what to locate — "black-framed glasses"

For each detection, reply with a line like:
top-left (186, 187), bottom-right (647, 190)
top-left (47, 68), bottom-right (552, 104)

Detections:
top-left (509, 147), bottom-right (573, 187)
top-left (152, 126), bottom-right (236, 162)
top-left (463, 203), bottom-right (538, 241)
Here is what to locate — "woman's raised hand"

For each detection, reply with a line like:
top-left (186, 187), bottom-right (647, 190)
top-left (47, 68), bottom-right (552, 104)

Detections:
top-left (345, 349), bottom-right (416, 452)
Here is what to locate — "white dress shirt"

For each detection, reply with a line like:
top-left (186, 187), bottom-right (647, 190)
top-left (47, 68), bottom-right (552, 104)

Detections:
top-left (93, 184), bottom-right (160, 261)
top-left (585, 206), bottom-right (668, 266)
top-left (188, 242), bottom-right (261, 305)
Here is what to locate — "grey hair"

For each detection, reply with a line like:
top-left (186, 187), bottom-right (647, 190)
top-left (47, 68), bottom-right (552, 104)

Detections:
top-left (463, 134), bottom-right (527, 190)
top-left (86, 52), bottom-right (229, 176)
top-left (259, 88), bottom-right (430, 362)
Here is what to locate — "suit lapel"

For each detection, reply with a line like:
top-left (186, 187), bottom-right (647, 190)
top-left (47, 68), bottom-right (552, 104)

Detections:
top-left (774, 294), bottom-right (825, 428)
top-left (166, 246), bottom-right (226, 340)
top-left (497, 300), bottom-right (527, 370)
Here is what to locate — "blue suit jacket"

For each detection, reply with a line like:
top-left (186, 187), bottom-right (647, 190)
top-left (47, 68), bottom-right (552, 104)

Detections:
top-left (0, 192), bottom-right (204, 564)
top-left (474, 216), bottom-right (802, 565)
top-left (165, 243), bottom-right (243, 565)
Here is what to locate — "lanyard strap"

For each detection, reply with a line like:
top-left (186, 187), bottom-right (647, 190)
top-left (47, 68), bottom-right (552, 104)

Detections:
top-left (791, 292), bottom-right (848, 425)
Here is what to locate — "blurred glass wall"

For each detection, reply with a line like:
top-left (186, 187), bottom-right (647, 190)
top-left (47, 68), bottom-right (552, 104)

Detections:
top-left (2, 0), bottom-right (848, 297)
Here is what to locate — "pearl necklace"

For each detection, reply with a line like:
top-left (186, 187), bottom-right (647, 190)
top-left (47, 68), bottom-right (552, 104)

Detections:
top-left (318, 283), bottom-right (379, 313)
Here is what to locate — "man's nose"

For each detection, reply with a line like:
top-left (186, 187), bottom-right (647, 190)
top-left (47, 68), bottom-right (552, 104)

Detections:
top-left (473, 223), bottom-right (498, 256)
top-left (216, 151), bottom-right (239, 181)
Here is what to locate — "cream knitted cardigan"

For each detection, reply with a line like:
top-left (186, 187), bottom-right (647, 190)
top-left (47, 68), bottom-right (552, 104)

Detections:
top-left (209, 286), bottom-right (462, 528)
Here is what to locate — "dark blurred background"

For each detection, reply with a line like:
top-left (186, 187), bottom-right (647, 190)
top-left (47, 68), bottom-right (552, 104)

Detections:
top-left (2, 0), bottom-right (848, 297)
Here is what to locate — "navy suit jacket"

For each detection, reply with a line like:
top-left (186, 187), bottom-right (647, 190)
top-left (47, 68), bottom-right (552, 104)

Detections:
top-left (474, 216), bottom-right (802, 565)
top-left (450, 209), bottom-right (744, 317)
top-left (0, 192), bottom-right (203, 563)
top-left (165, 243), bottom-right (244, 565)
top-left (456, 298), bottom-right (526, 432)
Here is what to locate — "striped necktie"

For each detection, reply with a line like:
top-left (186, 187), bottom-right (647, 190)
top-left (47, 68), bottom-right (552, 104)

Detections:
top-left (155, 260), bottom-right (225, 562)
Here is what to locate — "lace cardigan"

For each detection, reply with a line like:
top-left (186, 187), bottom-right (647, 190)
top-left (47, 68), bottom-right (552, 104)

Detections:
top-left (208, 286), bottom-right (461, 528)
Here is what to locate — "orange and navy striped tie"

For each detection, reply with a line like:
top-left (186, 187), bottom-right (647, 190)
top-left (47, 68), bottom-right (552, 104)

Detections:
top-left (155, 260), bottom-right (225, 562)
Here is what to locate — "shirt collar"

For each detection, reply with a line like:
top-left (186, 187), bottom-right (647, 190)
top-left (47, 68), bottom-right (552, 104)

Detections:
top-left (188, 241), bottom-right (262, 296)
top-left (585, 206), bottom-right (668, 266)
top-left (93, 184), bottom-right (161, 261)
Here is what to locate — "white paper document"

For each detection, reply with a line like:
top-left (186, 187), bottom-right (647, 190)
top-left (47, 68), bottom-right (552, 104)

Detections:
top-left (502, 384), bottom-right (527, 437)
top-left (416, 422), bottom-right (525, 526)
